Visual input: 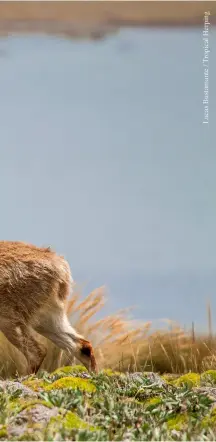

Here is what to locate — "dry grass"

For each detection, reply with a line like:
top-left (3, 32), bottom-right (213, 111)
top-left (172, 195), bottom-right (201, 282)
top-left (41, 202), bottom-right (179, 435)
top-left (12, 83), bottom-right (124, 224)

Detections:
top-left (0, 2), bottom-right (215, 26)
top-left (0, 1), bottom-right (215, 40)
top-left (0, 285), bottom-right (216, 379)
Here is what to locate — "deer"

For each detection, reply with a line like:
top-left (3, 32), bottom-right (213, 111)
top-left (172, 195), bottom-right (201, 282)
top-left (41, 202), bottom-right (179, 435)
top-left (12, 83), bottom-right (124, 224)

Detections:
top-left (0, 241), bottom-right (97, 374)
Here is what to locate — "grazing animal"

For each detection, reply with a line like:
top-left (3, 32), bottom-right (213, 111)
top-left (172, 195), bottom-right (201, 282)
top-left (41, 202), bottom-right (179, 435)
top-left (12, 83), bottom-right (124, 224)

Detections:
top-left (0, 241), bottom-right (97, 374)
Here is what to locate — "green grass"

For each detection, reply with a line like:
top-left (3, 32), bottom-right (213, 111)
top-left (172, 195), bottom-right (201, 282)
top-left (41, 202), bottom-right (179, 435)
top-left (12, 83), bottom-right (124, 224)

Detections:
top-left (2, 367), bottom-right (216, 440)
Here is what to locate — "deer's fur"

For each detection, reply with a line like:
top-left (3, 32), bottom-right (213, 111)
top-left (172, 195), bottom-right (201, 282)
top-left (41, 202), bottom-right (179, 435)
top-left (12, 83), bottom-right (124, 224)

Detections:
top-left (0, 241), bottom-right (97, 374)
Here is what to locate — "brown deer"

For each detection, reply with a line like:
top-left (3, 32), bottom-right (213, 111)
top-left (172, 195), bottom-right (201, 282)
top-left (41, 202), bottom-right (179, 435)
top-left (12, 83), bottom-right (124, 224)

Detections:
top-left (0, 241), bottom-right (97, 374)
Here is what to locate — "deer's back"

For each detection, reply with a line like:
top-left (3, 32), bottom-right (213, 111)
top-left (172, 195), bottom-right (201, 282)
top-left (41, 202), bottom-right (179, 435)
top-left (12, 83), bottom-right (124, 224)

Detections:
top-left (0, 241), bottom-right (71, 319)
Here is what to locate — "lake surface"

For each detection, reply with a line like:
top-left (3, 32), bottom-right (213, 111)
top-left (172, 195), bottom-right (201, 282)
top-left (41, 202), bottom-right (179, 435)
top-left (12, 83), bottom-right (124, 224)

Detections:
top-left (0, 28), bottom-right (215, 330)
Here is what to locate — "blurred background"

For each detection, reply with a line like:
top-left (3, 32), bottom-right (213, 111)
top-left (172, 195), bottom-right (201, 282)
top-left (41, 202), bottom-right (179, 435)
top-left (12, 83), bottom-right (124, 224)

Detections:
top-left (0, 2), bottom-right (215, 336)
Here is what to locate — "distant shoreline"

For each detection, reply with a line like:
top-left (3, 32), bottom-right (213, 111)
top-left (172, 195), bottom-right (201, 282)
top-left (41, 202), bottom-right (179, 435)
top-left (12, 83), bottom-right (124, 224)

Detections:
top-left (0, 2), bottom-right (215, 40)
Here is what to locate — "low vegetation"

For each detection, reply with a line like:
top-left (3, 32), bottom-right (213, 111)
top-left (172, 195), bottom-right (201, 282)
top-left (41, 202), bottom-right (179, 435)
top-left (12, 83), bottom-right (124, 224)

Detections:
top-left (1, 367), bottom-right (216, 440)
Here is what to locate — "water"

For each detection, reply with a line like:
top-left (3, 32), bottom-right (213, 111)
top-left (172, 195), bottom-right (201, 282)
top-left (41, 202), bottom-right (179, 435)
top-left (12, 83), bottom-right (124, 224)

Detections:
top-left (0, 28), bottom-right (215, 329)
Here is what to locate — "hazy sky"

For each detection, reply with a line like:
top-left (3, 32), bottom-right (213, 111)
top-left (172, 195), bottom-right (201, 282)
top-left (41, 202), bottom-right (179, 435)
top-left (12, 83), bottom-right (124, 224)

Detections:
top-left (0, 28), bottom-right (215, 328)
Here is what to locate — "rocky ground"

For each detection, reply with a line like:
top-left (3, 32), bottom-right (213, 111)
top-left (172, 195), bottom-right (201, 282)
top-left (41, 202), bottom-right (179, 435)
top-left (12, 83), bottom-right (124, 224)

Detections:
top-left (1, 367), bottom-right (216, 440)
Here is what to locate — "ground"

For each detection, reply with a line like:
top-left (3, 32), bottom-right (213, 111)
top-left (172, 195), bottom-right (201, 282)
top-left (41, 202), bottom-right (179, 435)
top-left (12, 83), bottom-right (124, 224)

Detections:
top-left (1, 367), bottom-right (216, 440)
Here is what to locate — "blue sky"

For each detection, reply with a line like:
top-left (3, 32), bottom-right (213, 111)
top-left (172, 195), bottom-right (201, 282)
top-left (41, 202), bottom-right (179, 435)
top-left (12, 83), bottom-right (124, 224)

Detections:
top-left (0, 28), bottom-right (215, 328)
